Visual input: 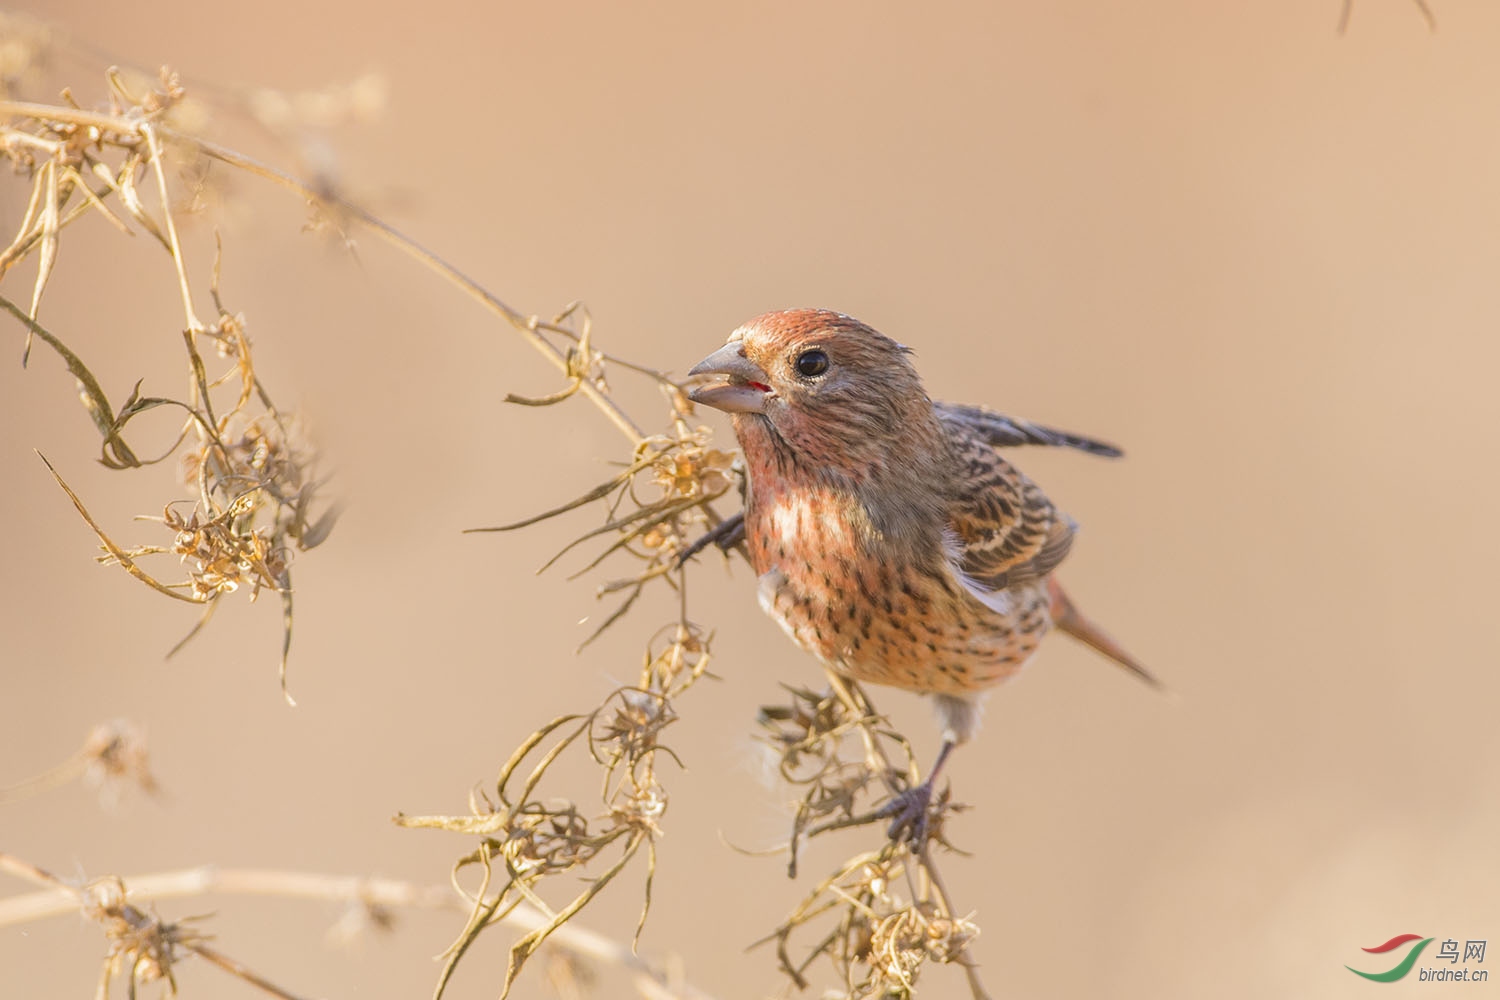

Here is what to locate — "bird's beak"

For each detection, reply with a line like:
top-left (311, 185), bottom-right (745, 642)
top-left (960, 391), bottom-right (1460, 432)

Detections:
top-left (687, 342), bottom-right (772, 414)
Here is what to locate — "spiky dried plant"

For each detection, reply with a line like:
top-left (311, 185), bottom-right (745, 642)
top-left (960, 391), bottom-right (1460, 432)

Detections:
top-left (1, 28), bottom-right (994, 1000)
top-left (1, 56), bottom-right (336, 698)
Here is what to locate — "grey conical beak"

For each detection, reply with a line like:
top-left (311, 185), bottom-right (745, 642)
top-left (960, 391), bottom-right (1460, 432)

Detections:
top-left (687, 342), bottom-right (772, 414)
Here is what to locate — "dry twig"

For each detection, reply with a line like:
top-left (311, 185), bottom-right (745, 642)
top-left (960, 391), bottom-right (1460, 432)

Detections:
top-left (0, 853), bottom-right (309, 1000)
top-left (0, 858), bottom-right (715, 1000)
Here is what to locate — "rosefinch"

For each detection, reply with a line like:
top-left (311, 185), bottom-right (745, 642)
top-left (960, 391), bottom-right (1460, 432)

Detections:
top-left (687, 308), bottom-right (1158, 843)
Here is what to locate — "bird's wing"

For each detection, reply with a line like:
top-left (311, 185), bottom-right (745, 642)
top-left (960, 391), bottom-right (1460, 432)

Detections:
top-left (940, 412), bottom-right (1077, 592)
top-left (933, 401), bottom-right (1122, 458)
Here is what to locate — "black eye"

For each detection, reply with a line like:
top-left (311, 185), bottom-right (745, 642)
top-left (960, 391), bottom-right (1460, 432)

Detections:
top-left (795, 349), bottom-right (829, 378)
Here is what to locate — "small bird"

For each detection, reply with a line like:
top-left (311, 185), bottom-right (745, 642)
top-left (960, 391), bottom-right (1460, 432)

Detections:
top-left (686, 309), bottom-right (1158, 845)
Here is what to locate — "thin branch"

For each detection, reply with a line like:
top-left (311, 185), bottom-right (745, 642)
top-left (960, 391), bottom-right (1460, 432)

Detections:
top-left (164, 128), bottom-right (651, 445)
top-left (0, 859), bottom-right (718, 1000)
top-left (0, 98), bottom-right (653, 443)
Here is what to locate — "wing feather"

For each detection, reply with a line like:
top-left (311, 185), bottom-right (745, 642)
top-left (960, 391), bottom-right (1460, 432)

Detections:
top-left (934, 401), bottom-right (1122, 458)
top-left (939, 406), bottom-right (1079, 592)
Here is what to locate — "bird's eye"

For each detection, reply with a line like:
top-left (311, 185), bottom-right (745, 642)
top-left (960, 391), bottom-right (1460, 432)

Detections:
top-left (795, 349), bottom-right (829, 378)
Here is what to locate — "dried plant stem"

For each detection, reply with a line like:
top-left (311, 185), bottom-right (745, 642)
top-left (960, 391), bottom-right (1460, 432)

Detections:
top-left (0, 748), bottom-right (90, 803)
top-left (165, 127), bottom-right (650, 445)
top-left (141, 123), bottom-right (202, 335)
top-left (0, 853), bottom-right (310, 1000)
top-left (0, 97), bottom-right (646, 443)
top-left (36, 451), bottom-right (201, 603)
top-left (189, 944), bottom-right (311, 1000)
top-left (0, 862), bottom-right (447, 926)
top-left (0, 100), bottom-right (124, 132)
top-left (913, 846), bottom-right (991, 1000)
top-left (825, 670), bottom-right (912, 792)
top-left (0, 857), bottom-right (717, 1000)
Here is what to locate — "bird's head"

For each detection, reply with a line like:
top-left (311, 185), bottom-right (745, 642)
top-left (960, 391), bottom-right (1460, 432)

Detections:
top-left (687, 309), bottom-right (930, 459)
top-left (689, 308), bottom-right (949, 535)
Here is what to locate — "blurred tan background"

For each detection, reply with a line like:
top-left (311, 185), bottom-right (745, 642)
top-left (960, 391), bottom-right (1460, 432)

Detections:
top-left (3, 1), bottom-right (1498, 997)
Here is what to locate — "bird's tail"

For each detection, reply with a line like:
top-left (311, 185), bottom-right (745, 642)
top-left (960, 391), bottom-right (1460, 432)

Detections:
top-left (1047, 578), bottom-right (1165, 691)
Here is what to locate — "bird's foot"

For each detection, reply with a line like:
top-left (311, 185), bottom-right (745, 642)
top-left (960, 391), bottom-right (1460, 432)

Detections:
top-left (677, 511), bottom-right (746, 566)
top-left (876, 778), bottom-right (941, 851)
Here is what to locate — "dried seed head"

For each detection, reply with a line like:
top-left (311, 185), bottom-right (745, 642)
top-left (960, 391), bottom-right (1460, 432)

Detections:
top-left (81, 718), bottom-right (160, 806)
top-left (612, 778), bottom-right (668, 831)
top-left (594, 687), bottom-right (677, 764)
top-left (640, 622), bottom-right (711, 695)
top-left (652, 428), bottom-right (734, 500)
top-left (81, 873), bottom-right (207, 995)
top-left (81, 875), bottom-right (128, 922)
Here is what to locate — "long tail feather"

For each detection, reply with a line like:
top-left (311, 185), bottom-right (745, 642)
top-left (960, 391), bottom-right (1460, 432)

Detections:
top-left (1047, 578), bottom-right (1165, 691)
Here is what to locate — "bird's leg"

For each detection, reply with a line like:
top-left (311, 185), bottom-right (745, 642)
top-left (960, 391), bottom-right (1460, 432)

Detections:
top-left (877, 738), bottom-right (956, 849)
top-left (677, 510), bottom-right (746, 565)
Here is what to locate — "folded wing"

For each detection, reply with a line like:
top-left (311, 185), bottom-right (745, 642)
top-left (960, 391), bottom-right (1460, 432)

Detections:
top-left (938, 406), bottom-right (1078, 592)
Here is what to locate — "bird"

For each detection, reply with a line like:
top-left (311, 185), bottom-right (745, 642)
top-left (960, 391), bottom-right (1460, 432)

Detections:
top-left (685, 308), bottom-right (1159, 846)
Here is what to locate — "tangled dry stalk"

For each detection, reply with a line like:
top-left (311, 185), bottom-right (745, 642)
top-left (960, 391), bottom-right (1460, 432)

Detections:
top-left (0, 51), bottom-right (335, 700)
top-left (1, 19), bottom-right (992, 1000)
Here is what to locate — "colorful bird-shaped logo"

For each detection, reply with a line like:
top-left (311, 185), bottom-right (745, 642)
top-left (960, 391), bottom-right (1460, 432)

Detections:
top-left (1347, 934), bottom-right (1434, 982)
